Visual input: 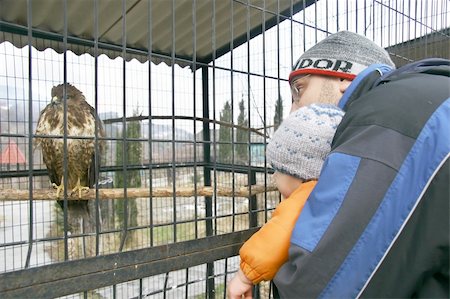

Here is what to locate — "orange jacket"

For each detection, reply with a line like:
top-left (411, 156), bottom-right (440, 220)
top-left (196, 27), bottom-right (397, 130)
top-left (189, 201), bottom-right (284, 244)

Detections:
top-left (239, 180), bottom-right (317, 284)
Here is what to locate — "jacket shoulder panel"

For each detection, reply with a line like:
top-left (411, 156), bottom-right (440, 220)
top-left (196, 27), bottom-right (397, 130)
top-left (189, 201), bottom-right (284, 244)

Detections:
top-left (322, 99), bottom-right (450, 298)
top-left (291, 153), bottom-right (361, 251)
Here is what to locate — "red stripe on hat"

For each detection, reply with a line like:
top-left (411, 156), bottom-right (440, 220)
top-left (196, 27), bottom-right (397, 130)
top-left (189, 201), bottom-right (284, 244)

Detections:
top-left (289, 69), bottom-right (356, 83)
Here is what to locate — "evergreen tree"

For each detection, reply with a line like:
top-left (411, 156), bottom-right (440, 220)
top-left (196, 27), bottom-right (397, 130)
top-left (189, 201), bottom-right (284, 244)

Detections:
top-left (273, 94), bottom-right (283, 131)
top-left (115, 113), bottom-right (141, 232)
top-left (236, 98), bottom-right (249, 162)
top-left (218, 101), bottom-right (232, 163)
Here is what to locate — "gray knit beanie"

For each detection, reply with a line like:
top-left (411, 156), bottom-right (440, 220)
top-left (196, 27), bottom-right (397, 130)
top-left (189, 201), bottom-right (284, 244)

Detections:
top-left (289, 31), bottom-right (395, 83)
top-left (267, 104), bottom-right (344, 180)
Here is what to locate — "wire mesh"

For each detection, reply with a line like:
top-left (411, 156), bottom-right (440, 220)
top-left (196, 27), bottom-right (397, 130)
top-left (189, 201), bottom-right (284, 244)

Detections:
top-left (0, 0), bottom-right (449, 298)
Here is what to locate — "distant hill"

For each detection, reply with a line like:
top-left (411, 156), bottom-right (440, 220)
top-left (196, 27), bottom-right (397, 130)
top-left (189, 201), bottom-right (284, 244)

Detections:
top-left (143, 123), bottom-right (194, 141)
top-left (99, 112), bottom-right (194, 141)
top-left (0, 85), bottom-right (194, 142)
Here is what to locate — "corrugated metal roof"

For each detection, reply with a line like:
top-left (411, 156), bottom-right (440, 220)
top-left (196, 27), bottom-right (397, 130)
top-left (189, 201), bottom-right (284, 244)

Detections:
top-left (0, 0), bottom-right (313, 67)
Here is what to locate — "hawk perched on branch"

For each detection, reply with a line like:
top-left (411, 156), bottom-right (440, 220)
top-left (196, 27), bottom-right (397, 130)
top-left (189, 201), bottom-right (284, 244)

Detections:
top-left (35, 83), bottom-right (105, 233)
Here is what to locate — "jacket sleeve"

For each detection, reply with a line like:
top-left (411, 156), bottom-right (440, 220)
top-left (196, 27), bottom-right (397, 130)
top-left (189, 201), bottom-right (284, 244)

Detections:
top-left (239, 181), bottom-right (316, 284)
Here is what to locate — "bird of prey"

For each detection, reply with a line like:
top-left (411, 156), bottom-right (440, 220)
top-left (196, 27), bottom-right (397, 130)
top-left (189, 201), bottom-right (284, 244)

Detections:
top-left (35, 83), bottom-right (105, 233)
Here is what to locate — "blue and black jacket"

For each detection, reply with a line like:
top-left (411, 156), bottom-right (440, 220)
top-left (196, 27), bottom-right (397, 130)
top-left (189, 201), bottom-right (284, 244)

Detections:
top-left (273, 58), bottom-right (450, 298)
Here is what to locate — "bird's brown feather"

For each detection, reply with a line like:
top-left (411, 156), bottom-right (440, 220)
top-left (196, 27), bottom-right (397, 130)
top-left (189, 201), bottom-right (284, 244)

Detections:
top-left (35, 83), bottom-right (105, 232)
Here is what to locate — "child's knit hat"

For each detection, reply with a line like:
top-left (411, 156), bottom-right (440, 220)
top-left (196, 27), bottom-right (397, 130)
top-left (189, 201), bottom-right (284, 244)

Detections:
top-left (267, 104), bottom-right (344, 180)
top-left (289, 31), bottom-right (395, 83)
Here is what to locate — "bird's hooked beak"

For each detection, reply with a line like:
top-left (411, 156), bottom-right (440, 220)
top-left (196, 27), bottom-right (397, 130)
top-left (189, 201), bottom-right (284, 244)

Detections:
top-left (51, 96), bottom-right (61, 105)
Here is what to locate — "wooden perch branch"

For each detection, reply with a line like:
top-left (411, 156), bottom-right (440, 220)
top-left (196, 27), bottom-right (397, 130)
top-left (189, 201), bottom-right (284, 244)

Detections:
top-left (0, 184), bottom-right (278, 201)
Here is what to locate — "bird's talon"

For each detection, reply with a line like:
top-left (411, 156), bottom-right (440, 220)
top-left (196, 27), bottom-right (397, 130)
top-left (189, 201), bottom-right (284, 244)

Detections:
top-left (52, 179), bottom-right (64, 198)
top-left (71, 179), bottom-right (90, 198)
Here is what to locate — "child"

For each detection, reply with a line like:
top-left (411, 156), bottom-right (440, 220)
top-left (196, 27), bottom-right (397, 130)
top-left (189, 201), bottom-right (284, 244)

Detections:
top-left (228, 103), bottom-right (344, 298)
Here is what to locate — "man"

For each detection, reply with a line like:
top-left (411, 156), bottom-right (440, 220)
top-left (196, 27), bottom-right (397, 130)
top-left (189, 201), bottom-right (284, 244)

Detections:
top-left (273, 31), bottom-right (449, 298)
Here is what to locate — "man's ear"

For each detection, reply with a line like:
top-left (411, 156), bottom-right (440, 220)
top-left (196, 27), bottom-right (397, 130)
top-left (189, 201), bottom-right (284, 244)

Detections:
top-left (339, 79), bottom-right (352, 94)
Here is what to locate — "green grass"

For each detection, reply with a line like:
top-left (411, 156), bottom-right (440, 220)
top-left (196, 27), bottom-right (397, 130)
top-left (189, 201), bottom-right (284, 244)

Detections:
top-left (150, 221), bottom-right (206, 244)
top-left (194, 283), bottom-right (225, 299)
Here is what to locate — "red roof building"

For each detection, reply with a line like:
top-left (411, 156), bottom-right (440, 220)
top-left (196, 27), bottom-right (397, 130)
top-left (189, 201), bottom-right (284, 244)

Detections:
top-left (0, 140), bottom-right (26, 165)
